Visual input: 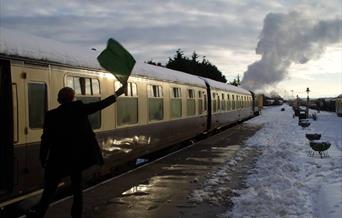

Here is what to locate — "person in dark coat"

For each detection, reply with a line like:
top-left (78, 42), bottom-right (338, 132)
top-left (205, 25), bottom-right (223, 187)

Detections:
top-left (34, 84), bottom-right (126, 218)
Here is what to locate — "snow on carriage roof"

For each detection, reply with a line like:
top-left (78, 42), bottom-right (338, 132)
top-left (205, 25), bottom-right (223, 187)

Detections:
top-left (132, 64), bottom-right (250, 94)
top-left (0, 27), bottom-right (205, 86)
top-left (0, 27), bottom-right (100, 69)
top-left (131, 62), bottom-right (205, 87)
top-left (0, 27), bottom-right (249, 93)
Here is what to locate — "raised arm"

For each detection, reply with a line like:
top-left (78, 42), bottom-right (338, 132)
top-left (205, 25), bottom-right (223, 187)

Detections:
top-left (82, 83), bottom-right (127, 115)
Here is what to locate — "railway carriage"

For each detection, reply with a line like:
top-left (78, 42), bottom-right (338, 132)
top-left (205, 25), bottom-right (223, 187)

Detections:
top-left (0, 27), bottom-right (256, 208)
top-left (202, 78), bottom-right (253, 130)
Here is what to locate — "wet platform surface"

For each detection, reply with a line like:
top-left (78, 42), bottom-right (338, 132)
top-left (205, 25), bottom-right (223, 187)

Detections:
top-left (46, 124), bottom-right (261, 218)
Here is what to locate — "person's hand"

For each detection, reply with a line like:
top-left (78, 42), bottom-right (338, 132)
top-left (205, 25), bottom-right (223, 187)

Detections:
top-left (115, 83), bottom-right (127, 96)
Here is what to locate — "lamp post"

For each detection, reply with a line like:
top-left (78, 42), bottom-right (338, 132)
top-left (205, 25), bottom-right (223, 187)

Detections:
top-left (306, 87), bottom-right (310, 117)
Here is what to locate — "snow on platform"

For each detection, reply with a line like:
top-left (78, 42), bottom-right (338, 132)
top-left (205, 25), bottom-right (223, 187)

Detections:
top-left (192, 105), bottom-right (342, 218)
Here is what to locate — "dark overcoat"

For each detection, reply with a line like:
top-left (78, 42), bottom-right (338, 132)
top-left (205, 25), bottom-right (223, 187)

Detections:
top-left (40, 95), bottom-right (116, 179)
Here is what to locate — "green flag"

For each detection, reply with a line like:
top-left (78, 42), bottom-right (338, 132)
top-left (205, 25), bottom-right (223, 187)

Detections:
top-left (97, 38), bottom-right (136, 84)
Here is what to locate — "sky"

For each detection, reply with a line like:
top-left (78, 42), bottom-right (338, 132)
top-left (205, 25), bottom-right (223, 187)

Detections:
top-left (0, 0), bottom-right (341, 98)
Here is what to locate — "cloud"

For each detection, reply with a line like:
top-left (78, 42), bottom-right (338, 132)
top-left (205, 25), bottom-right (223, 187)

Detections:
top-left (241, 11), bottom-right (342, 91)
top-left (1, 0), bottom-right (341, 84)
top-left (0, 1), bottom-right (276, 51)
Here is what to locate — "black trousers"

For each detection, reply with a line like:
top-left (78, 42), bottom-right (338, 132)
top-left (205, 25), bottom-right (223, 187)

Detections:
top-left (37, 171), bottom-right (83, 218)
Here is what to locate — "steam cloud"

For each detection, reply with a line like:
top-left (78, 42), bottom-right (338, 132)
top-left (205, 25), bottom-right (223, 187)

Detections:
top-left (241, 11), bottom-right (342, 91)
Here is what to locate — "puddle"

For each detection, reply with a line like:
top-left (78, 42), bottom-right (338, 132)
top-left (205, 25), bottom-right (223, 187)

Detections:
top-left (136, 158), bottom-right (149, 165)
top-left (163, 164), bottom-right (209, 170)
top-left (146, 205), bottom-right (159, 210)
top-left (121, 184), bottom-right (150, 197)
top-left (107, 199), bottom-right (128, 205)
top-left (176, 204), bottom-right (198, 208)
top-left (211, 145), bottom-right (240, 151)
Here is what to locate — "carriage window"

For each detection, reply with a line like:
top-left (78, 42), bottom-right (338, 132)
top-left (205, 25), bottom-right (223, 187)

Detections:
top-left (28, 82), bottom-right (47, 128)
top-left (239, 96), bottom-right (242, 108)
top-left (12, 84), bottom-right (18, 142)
top-left (204, 94), bottom-right (208, 111)
top-left (115, 81), bottom-right (138, 126)
top-left (221, 93), bottom-right (226, 111)
top-left (187, 89), bottom-right (196, 116)
top-left (239, 96), bottom-right (241, 108)
top-left (212, 93), bottom-right (217, 113)
top-left (198, 91), bottom-right (203, 114)
top-left (73, 77), bottom-right (82, 95)
top-left (148, 85), bottom-right (163, 121)
top-left (116, 81), bottom-right (138, 97)
top-left (232, 95), bottom-right (235, 110)
top-left (148, 85), bottom-right (163, 98)
top-left (172, 87), bottom-right (181, 98)
top-left (188, 89), bottom-right (195, 99)
top-left (92, 79), bottom-right (100, 95)
top-left (84, 78), bottom-right (92, 95)
top-left (241, 96), bottom-right (243, 108)
top-left (66, 76), bottom-right (100, 96)
top-left (171, 87), bottom-right (182, 118)
top-left (66, 76), bottom-right (73, 88)
top-left (227, 94), bottom-right (231, 111)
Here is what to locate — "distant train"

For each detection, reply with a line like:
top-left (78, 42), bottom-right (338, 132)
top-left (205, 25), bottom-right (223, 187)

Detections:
top-left (262, 94), bottom-right (283, 106)
top-left (306, 97), bottom-right (338, 113)
top-left (0, 27), bottom-right (260, 208)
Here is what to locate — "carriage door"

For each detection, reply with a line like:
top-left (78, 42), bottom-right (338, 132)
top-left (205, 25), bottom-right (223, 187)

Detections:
top-left (22, 64), bottom-right (49, 190)
top-left (0, 59), bottom-right (13, 195)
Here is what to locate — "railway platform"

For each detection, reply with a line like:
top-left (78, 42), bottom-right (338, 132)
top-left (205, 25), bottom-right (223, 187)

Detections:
top-left (43, 123), bottom-right (261, 218)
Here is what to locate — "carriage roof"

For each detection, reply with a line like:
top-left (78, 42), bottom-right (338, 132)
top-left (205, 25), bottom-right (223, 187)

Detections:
top-left (0, 27), bottom-right (250, 94)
